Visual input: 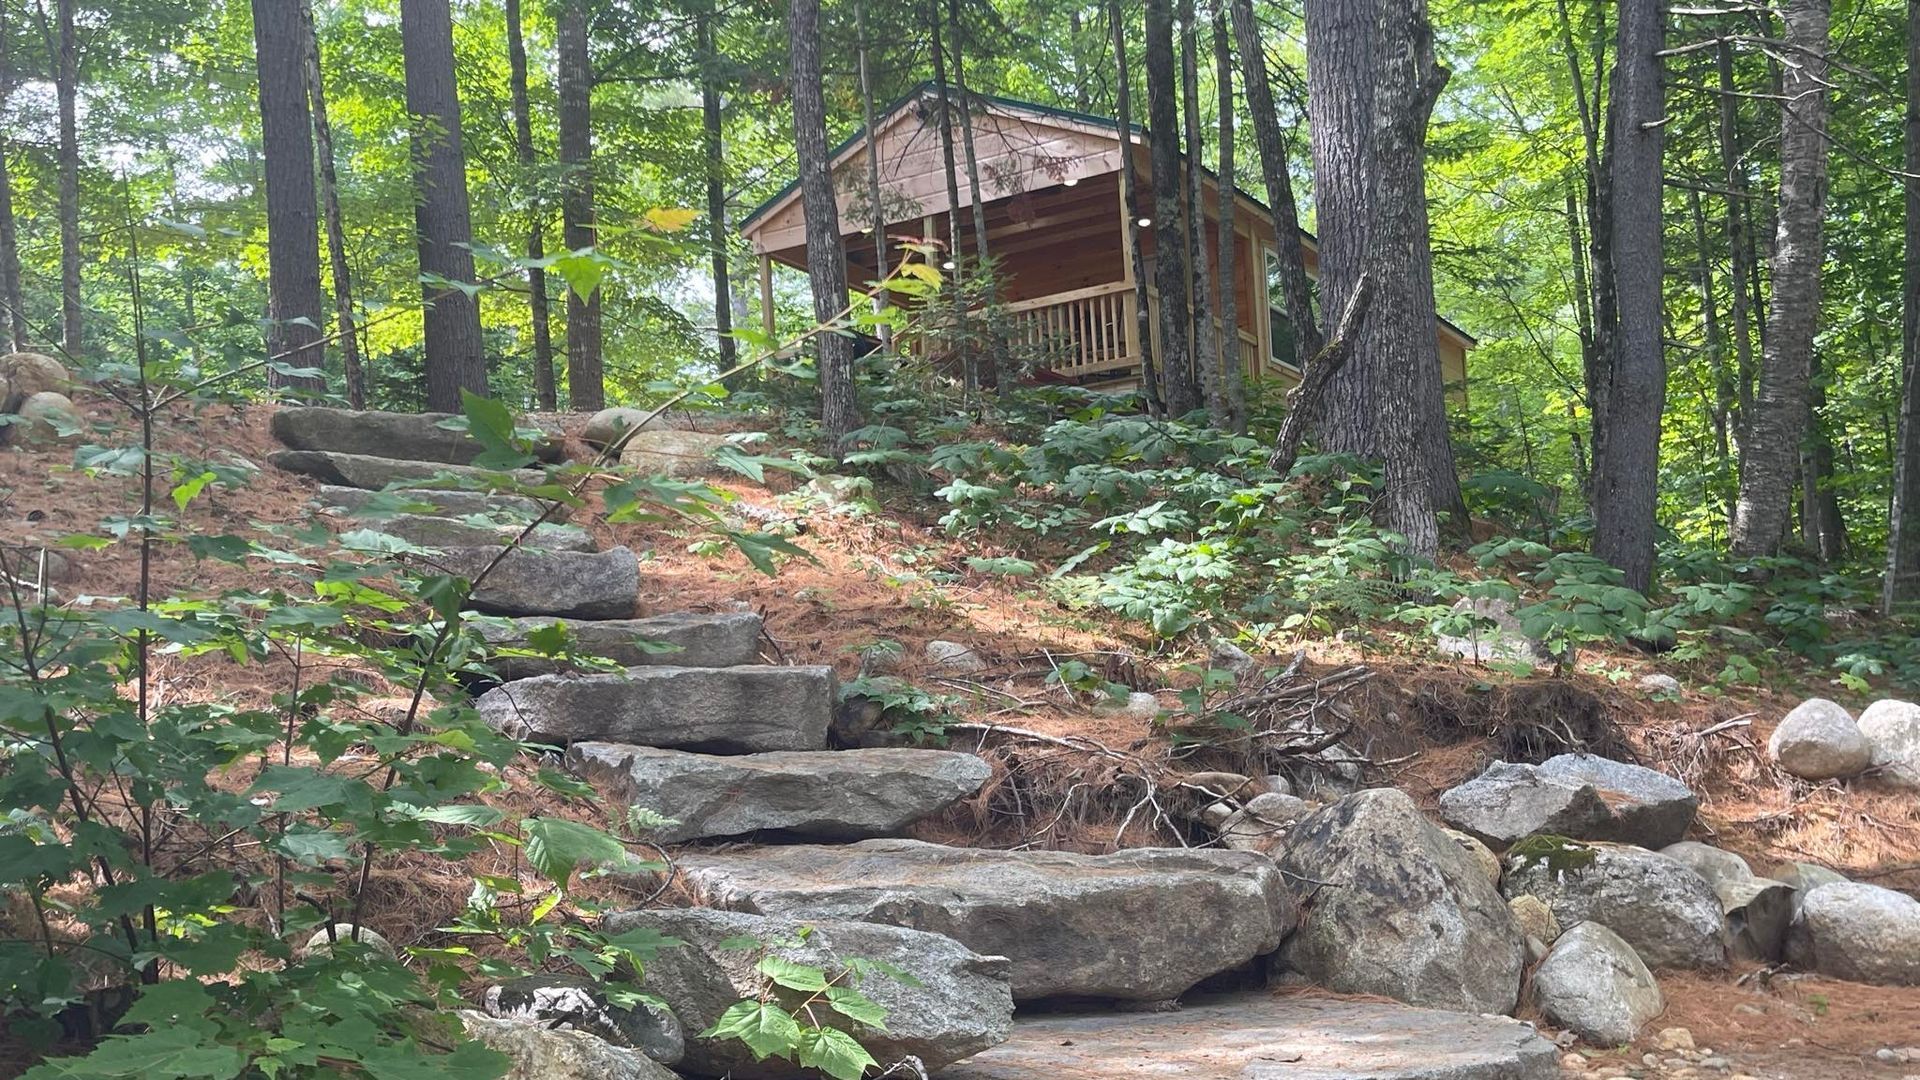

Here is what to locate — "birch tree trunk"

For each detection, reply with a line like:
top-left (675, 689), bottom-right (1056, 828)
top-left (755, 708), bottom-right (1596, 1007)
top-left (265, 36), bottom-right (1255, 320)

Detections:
top-left (558, 0), bottom-right (602, 410)
top-left (1302, 0), bottom-right (1374, 454)
top-left (1212, 0), bottom-right (1244, 432)
top-left (790, 0), bottom-right (860, 442)
top-left (1731, 0), bottom-right (1831, 556)
top-left (252, 0), bottom-right (327, 396)
top-left (1179, 0), bottom-right (1218, 422)
top-left (1145, 0), bottom-right (1198, 416)
top-left (1230, 0), bottom-right (1319, 362)
top-left (52, 0), bottom-right (81, 358)
top-left (506, 0), bottom-right (556, 410)
top-left (400, 0), bottom-right (488, 410)
top-left (1887, 0), bottom-right (1920, 611)
top-left (304, 0), bottom-right (365, 408)
top-left (1588, 0), bottom-right (1667, 592)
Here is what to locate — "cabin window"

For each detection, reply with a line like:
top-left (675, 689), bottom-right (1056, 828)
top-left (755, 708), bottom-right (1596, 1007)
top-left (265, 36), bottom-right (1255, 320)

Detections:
top-left (1265, 250), bottom-right (1303, 369)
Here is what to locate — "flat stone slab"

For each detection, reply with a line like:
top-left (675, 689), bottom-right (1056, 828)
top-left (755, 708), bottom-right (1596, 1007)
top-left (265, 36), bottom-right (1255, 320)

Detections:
top-left (318, 484), bottom-right (565, 522)
top-left (272, 406), bottom-right (564, 464)
top-left (476, 665), bottom-right (834, 753)
top-left (1439, 753), bottom-right (1696, 849)
top-left (936, 992), bottom-right (1558, 1079)
top-left (475, 612), bottom-right (762, 680)
top-left (351, 512), bottom-right (595, 553)
top-left (568, 742), bottom-right (991, 842)
top-left (430, 545), bottom-right (639, 620)
top-left (677, 839), bottom-right (1295, 1003)
top-left (271, 449), bottom-right (547, 491)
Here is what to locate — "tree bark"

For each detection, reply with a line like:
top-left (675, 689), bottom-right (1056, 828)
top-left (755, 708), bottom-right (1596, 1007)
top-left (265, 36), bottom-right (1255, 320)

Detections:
top-left (52, 0), bottom-right (80, 358)
top-left (929, 8), bottom-right (971, 391)
top-left (400, 0), bottom-right (488, 411)
top-left (1731, 0), bottom-right (1830, 556)
top-left (1800, 365), bottom-right (1847, 560)
top-left (857, 1), bottom-right (892, 357)
top-left (949, 0), bottom-right (1002, 393)
top-left (506, 0), bottom-right (556, 410)
top-left (1302, 0), bottom-right (1374, 453)
top-left (1588, 0), bottom-right (1667, 592)
top-left (1110, 0), bottom-right (1161, 416)
top-left (790, 0), bottom-right (859, 443)
top-left (252, 0), bottom-right (327, 396)
top-left (303, 0), bottom-right (365, 408)
top-left (1271, 274), bottom-right (1371, 478)
top-left (0, 14), bottom-right (25, 352)
top-left (1230, 0), bottom-right (1319, 362)
top-left (1888, 0), bottom-right (1920, 611)
top-left (1365, 0), bottom-right (1449, 557)
top-left (1211, 0), bottom-right (1244, 433)
top-left (1145, 0), bottom-right (1198, 416)
top-left (557, 0), bottom-right (602, 410)
top-left (698, 0), bottom-right (736, 379)
top-left (1716, 38), bottom-right (1757, 447)
top-left (1179, 0), bottom-right (1218, 422)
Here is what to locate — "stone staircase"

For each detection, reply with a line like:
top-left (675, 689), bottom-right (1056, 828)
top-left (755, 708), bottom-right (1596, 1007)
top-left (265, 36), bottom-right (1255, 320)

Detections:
top-left (268, 406), bottom-right (1562, 1080)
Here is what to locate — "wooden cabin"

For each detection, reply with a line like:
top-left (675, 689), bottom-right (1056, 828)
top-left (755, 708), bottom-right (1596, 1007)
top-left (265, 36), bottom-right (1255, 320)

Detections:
top-left (741, 85), bottom-right (1475, 397)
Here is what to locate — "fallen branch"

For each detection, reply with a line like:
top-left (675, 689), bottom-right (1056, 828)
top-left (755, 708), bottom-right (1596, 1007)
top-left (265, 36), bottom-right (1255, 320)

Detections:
top-left (1268, 272), bottom-right (1373, 476)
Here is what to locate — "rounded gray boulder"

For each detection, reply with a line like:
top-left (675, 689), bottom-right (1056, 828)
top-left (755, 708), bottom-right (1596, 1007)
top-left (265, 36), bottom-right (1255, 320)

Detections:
top-left (1503, 844), bottom-right (1727, 970)
top-left (1768, 698), bottom-right (1873, 780)
top-left (1858, 698), bottom-right (1920, 790)
top-left (1785, 882), bottom-right (1920, 986)
top-left (1531, 921), bottom-right (1663, 1046)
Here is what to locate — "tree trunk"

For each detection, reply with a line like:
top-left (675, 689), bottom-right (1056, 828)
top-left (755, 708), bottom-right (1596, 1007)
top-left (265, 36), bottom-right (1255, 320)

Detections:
top-left (698, 0), bottom-right (736, 379)
top-left (0, 13), bottom-right (25, 352)
top-left (949, 0), bottom-right (1002, 393)
top-left (399, 0), bottom-right (488, 411)
top-left (252, 0), bottom-right (327, 396)
top-left (1801, 366), bottom-right (1847, 560)
top-left (1686, 186), bottom-right (1733, 520)
top-left (1302, 0), bottom-right (1374, 453)
top-left (856, 1), bottom-right (892, 356)
top-left (303, 0), bottom-right (365, 408)
top-left (557, 0), bottom-right (602, 410)
top-left (929, 8), bottom-right (971, 391)
top-left (790, 0), bottom-right (859, 443)
top-left (1110, 0), bottom-right (1161, 416)
top-left (1588, 0), bottom-right (1667, 592)
top-left (506, 0), bottom-right (556, 410)
top-left (1365, 0), bottom-right (1448, 557)
top-left (1179, 0), bottom-right (1218, 423)
top-left (53, 0), bottom-right (81, 358)
top-left (1888, 0), bottom-right (1920, 612)
top-left (1731, 0), bottom-right (1830, 556)
top-left (1716, 38), bottom-right (1757, 446)
top-left (1211, 0), bottom-right (1244, 433)
top-left (1145, 0), bottom-right (1197, 416)
top-left (1230, 0), bottom-right (1319, 362)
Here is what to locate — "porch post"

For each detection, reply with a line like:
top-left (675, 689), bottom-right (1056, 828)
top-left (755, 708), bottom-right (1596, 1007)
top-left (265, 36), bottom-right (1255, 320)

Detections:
top-left (1117, 171), bottom-right (1139, 364)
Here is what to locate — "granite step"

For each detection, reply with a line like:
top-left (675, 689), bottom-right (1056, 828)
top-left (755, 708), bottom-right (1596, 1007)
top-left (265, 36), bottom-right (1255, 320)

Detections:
top-left (474, 612), bottom-right (762, 680)
top-left (271, 406), bottom-right (565, 465)
top-left (317, 484), bottom-right (565, 522)
top-left (429, 545), bottom-right (640, 620)
top-left (475, 664), bottom-right (834, 753)
top-left (270, 449), bottom-right (545, 492)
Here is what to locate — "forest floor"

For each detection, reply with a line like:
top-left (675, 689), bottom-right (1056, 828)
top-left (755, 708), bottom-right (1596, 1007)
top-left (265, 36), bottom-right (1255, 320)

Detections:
top-left (3, 400), bottom-right (1917, 1080)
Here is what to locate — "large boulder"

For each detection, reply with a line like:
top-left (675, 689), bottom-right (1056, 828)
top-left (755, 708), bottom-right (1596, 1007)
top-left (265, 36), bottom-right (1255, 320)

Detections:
top-left (12, 391), bottom-right (81, 449)
top-left (1857, 698), bottom-right (1920, 790)
top-left (319, 484), bottom-right (565, 522)
top-left (351, 512), bottom-right (594, 553)
top-left (271, 406), bottom-right (564, 464)
top-left (1503, 843), bottom-right (1727, 970)
top-left (1768, 698), bottom-right (1874, 780)
top-left (567, 742), bottom-right (991, 842)
top-left (618, 429), bottom-right (734, 477)
top-left (0, 351), bottom-right (70, 409)
top-left (458, 1011), bottom-right (678, 1080)
top-left (270, 448), bottom-right (547, 491)
top-left (581, 406), bottom-right (656, 452)
top-left (1277, 788), bottom-right (1526, 1015)
top-left (1658, 841), bottom-right (1753, 890)
top-left (476, 665), bottom-right (834, 753)
top-left (1784, 882), bottom-right (1920, 985)
top-left (1434, 595), bottom-right (1560, 666)
top-left (1774, 860), bottom-right (1850, 907)
top-left (431, 545), bottom-right (639, 620)
top-left (606, 907), bottom-right (1013, 1077)
top-left (675, 839), bottom-right (1295, 1003)
top-left (938, 992), bottom-right (1561, 1080)
top-left (1530, 921), bottom-right (1663, 1047)
top-left (1717, 877), bottom-right (1796, 963)
top-left (475, 611), bottom-right (763, 680)
top-left (1439, 754), bottom-right (1696, 850)
top-left (482, 974), bottom-right (683, 1065)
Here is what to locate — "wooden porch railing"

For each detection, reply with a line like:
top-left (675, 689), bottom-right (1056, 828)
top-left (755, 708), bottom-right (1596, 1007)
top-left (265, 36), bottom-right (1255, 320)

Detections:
top-left (1002, 281), bottom-right (1138, 378)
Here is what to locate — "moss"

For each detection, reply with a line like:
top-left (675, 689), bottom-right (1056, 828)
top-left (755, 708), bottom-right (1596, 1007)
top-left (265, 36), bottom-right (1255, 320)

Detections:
top-left (1507, 834), bottom-right (1597, 876)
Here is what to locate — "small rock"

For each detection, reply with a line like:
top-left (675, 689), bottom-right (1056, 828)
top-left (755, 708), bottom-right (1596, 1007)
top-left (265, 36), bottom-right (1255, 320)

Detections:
top-left (300, 923), bottom-right (396, 960)
top-left (1209, 639), bottom-right (1257, 678)
top-left (13, 391), bottom-right (81, 449)
top-left (1638, 673), bottom-right (1683, 695)
top-left (1445, 828), bottom-right (1502, 885)
top-left (1653, 1027), bottom-right (1696, 1053)
top-left (793, 473), bottom-right (875, 512)
top-left (580, 406), bottom-right (656, 451)
top-left (1659, 841), bottom-right (1754, 890)
top-left (925, 639), bottom-right (987, 673)
top-left (1094, 690), bottom-right (1161, 721)
top-left (1531, 921), bottom-right (1664, 1046)
top-left (1509, 894), bottom-right (1562, 945)
top-left (483, 974), bottom-right (683, 1065)
top-left (1562, 1052), bottom-right (1592, 1070)
top-left (1262, 773), bottom-right (1294, 797)
top-left (1436, 595), bottom-right (1562, 665)
top-left (1858, 699), bottom-right (1920, 791)
top-left (1178, 771), bottom-right (1256, 799)
top-left (459, 1011), bottom-right (677, 1080)
top-left (1767, 699), bottom-right (1873, 780)
top-left (1217, 792), bottom-right (1313, 851)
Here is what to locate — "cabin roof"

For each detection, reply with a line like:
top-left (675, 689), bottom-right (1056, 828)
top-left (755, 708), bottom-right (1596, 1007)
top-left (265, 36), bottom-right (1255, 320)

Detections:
top-left (742, 82), bottom-right (1478, 348)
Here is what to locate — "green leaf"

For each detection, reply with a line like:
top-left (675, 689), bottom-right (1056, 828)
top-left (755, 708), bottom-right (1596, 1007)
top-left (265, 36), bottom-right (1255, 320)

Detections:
top-left (728, 531), bottom-right (815, 576)
top-left (823, 986), bottom-right (888, 1028)
top-left (523, 621), bottom-right (571, 655)
top-left (406, 804), bottom-right (508, 827)
top-left (966, 556), bottom-right (1038, 577)
top-left (520, 817), bottom-right (632, 889)
top-left (793, 1025), bottom-right (879, 1080)
top-left (460, 391), bottom-right (536, 470)
top-left (700, 1000), bottom-right (802, 1062)
top-left (170, 471), bottom-right (217, 512)
top-left (19, 1025), bottom-right (248, 1079)
top-left (755, 954), bottom-right (830, 992)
